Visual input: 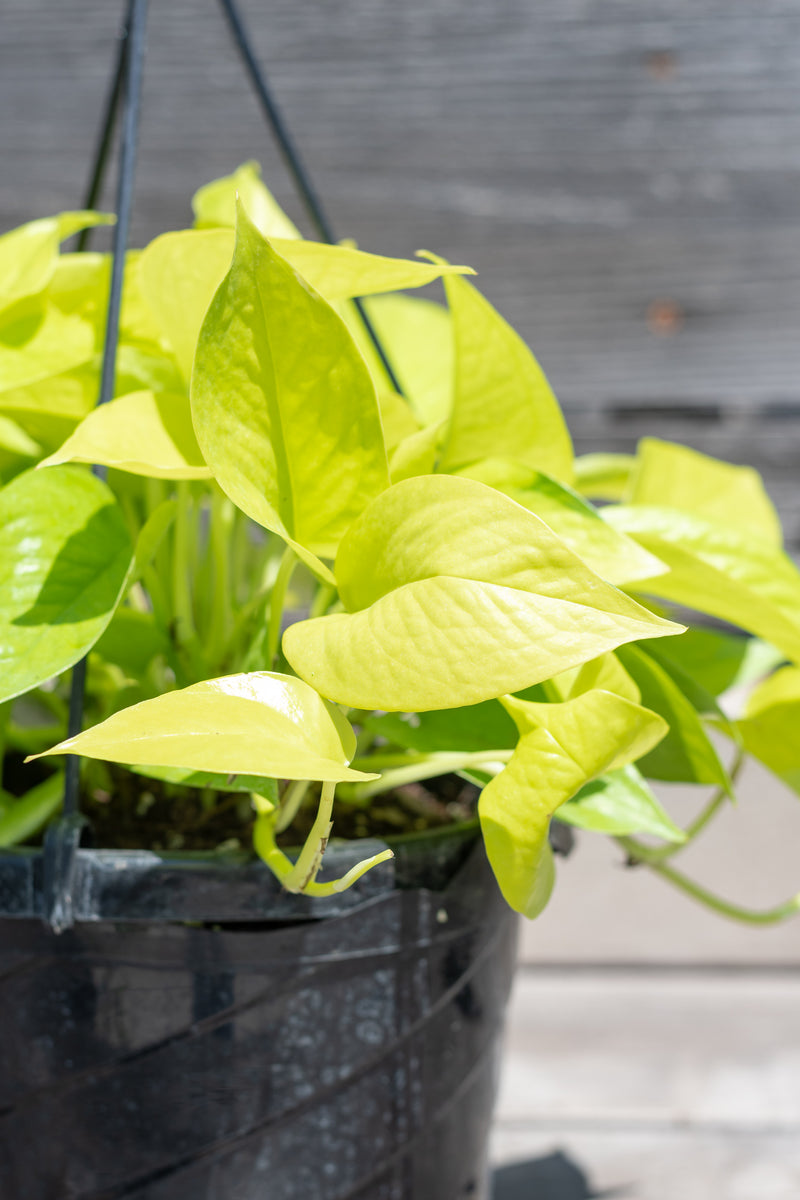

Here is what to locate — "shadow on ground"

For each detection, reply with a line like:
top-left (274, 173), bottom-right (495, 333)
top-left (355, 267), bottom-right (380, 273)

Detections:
top-left (492, 1151), bottom-right (626, 1199)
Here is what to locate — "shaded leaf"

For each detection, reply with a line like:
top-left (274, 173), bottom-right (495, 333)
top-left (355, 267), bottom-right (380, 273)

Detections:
top-left (0, 772), bottom-right (64, 847)
top-left (0, 465), bottom-right (134, 703)
top-left (615, 644), bottom-right (731, 790)
top-left (364, 700), bottom-right (519, 755)
top-left (559, 764), bottom-right (685, 841)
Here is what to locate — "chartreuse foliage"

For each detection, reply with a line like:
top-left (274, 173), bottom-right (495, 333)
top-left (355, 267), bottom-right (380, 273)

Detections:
top-left (3, 165), bottom-right (799, 925)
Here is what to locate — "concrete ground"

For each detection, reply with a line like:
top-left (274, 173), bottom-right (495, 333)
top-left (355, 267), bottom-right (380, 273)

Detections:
top-left (491, 756), bottom-right (800, 1199)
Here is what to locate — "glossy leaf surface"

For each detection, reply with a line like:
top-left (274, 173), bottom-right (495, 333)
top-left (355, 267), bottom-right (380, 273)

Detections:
top-left (559, 764), bottom-right (685, 840)
top-left (437, 270), bottom-right (573, 480)
top-left (33, 672), bottom-right (377, 783)
top-left (479, 689), bottom-right (668, 916)
top-left (40, 390), bottom-right (210, 479)
top-left (284, 476), bottom-right (683, 712)
top-left (0, 465), bottom-right (134, 703)
top-left (606, 505), bottom-right (800, 665)
top-left (191, 206), bottom-right (388, 574)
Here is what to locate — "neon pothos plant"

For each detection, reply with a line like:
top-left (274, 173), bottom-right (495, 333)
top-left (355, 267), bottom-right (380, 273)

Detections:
top-left (1, 161), bottom-right (799, 921)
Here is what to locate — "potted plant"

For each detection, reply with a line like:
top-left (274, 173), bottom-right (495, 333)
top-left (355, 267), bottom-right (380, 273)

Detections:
top-left (1, 162), bottom-right (799, 1198)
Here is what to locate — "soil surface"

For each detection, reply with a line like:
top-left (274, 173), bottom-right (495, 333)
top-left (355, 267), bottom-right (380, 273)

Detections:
top-left (79, 766), bottom-right (478, 853)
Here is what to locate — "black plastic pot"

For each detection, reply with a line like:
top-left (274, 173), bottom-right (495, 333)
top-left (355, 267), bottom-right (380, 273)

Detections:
top-left (0, 827), bottom-right (517, 1199)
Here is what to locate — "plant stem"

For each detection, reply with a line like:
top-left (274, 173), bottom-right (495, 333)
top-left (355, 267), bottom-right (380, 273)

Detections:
top-left (172, 482), bottom-right (196, 648)
top-left (284, 779), bottom-right (336, 890)
top-left (207, 488), bottom-right (234, 668)
top-left (310, 583), bottom-right (336, 619)
top-left (275, 779), bottom-right (310, 833)
top-left (350, 749), bottom-right (512, 802)
top-left (252, 811), bottom-right (393, 897)
top-left (266, 545), bottom-right (297, 667)
top-left (618, 845), bottom-right (800, 926)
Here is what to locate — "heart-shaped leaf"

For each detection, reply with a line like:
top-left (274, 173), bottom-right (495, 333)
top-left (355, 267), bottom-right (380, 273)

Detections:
top-left (479, 689), bottom-right (668, 917)
top-left (191, 204), bottom-right (389, 579)
top-left (283, 476), bottom-right (683, 712)
top-left (0, 465), bottom-right (134, 703)
top-left (605, 505), bottom-right (800, 665)
top-left (32, 672), bottom-right (377, 784)
top-left (435, 267), bottom-right (573, 481)
top-left (39, 389), bottom-right (210, 479)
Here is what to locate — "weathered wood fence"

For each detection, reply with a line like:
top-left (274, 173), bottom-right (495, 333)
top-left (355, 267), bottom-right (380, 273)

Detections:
top-left (3, 0), bottom-right (800, 538)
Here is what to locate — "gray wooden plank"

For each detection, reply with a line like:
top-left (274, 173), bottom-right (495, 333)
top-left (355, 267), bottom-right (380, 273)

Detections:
top-left (4, 0), bottom-right (800, 532)
top-left (497, 968), bottom-right (800, 1127)
top-left (491, 1127), bottom-right (800, 1200)
top-left (492, 966), bottom-right (800, 1198)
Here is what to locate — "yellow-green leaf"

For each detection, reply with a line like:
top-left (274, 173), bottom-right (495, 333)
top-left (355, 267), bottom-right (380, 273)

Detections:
top-left (736, 666), bottom-right (800, 794)
top-left (559, 764), bottom-right (686, 841)
top-left (39, 389), bottom-right (210, 479)
top-left (0, 211), bottom-right (114, 313)
top-left (283, 476), bottom-right (684, 712)
top-left (0, 304), bottom-right (95, 394)
top-left (455, 459), bottom-right (666, 586)
top-left (141, 227), bottom-right (473, 384)
top-left (615, 644), bottom-right (731, 790)
top-left (628, 438), bottom-right (782, 546)
top-left (192, 160), bottom-right (302, 239)
top-left (191, 204), bottom-right (388, 577)
top-left (606, 505), bottom-right (800, 665)
top-left (350, 294), bottom-right (453, 425)
top-left (31, 672), bottom-right (377, 784)
top-left (480, 689), bottom-right (668, 917)
top-left (0, 465), bottom-right (134, 703)
top-left (573, 452), bottom-right (635, 501)
top-left (436, 269), bottom-right (573, 481)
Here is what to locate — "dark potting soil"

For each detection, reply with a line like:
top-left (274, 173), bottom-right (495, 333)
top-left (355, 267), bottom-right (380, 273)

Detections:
top-left (78, 765), bottom-right (478, 853)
